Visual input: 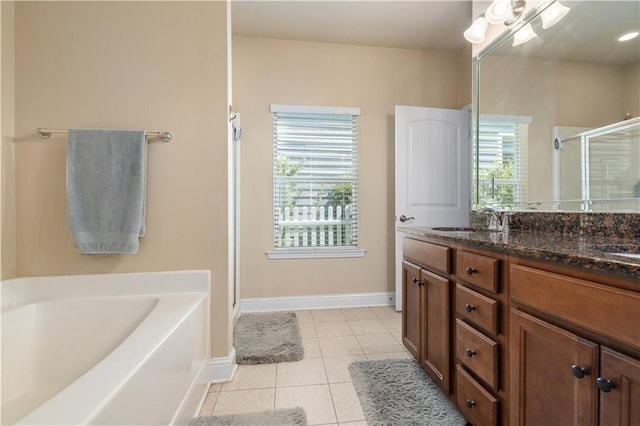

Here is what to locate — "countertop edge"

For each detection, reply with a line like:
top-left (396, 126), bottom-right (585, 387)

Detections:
top-left (398, 227), bottom-right (640, 281)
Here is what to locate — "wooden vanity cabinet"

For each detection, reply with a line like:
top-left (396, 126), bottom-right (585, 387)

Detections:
top-left (420, 268), bottom-right (452, 393)
top-left (402, 238), bottom-right (508, 424)
top-left (401, 234), bottom-right (640, 426)
top-left (598, 347), bottom-right (640, 425)
top-left (455, 248), bottom-right (506, 426)
top-left (401, 238), bottom-right (452, 393)
top-left (510, 309), bottom-right (599, 425)
top-left (509, 260), bottom-right (640, 426)
top-left (402, 260), bottom-right (422, 359)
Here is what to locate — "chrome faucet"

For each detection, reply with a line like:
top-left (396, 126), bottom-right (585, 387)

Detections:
top-left (477, 207), bottom-right (508, 232)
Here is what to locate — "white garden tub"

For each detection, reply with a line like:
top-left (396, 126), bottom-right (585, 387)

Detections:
top-left (1, 270), bottom-right (210, 425)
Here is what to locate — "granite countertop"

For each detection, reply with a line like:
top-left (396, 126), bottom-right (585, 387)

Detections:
top-left (398, 226), bottom-right (640, 280)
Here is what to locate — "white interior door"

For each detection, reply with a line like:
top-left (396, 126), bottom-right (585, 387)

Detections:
top-left (394, 106), bottom-right (470, 311)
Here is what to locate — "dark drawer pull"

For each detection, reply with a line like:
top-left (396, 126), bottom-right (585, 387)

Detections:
top-left (466, 267), bottom-right (477, 275)
top-left (596, 377), bottom-right (616, 393)
top-left (465, 349), bottom-right (476, 358)
top-left (465, 399), bottom-right (476, 408)
top-left (571, 364), bottom-right (588, 379)
top-left (465, 304), bottom-right (476, 313)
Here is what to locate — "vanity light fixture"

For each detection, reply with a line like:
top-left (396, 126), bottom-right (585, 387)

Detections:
top-left (512, 22), bottom-right (537, 46)
top-left (464, 0), bottom-right (527, 44)
top-left (540, 1), bottom-right (570, 29)
top-left (617, 30), bottom-right (639, 42)
top-left (464, 15), bottom-right (489, 44)
top-left (486, 0), bottom-right (512, 24)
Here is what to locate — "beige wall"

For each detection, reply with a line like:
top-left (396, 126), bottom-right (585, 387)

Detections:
top-left (13, 2), bottom-right (231, 356)
top-left (481, 56), bottom-right (626, 202)
top-left (624, 61), bottom-right (640, 118)
top-left (233, 36), bottom-right (462, 298)
top-left (458, 43), bottom-right (473, 108)
top-left (1, 1), bottom-right (17, 280)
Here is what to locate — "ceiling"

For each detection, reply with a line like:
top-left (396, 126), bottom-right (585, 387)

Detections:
top-left (231, 1), bottom-right (473, 52)
top-left (231, 1), bottom-right (640, 63)
top-left (494, 1), bottom-right (640, 65)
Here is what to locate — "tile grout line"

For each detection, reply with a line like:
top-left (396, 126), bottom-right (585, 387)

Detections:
top-left (272, 365), bottom-right (277, 411)
top-left (274, 362), bottom-right (279, 402)
top-left (209, 392), bottom-right (220, 416)
top-left (321, 351), bottom-right (341, 425)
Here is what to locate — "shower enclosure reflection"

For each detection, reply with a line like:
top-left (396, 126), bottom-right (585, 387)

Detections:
top-left (556, 118), bottom-right (640, 212)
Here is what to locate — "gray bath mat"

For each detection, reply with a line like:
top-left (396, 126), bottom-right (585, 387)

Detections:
top-left (234, 312), bottom-right (304, 364)
top-left (189, 407), bottom-right (307, 426)
top-left (349, 359), bottom-right (467, 425)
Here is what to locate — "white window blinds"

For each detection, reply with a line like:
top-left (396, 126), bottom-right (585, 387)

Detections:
top-left (271, 105), bottom-right (360, 250)
top-left (477, 117), bottom-right (530, 206)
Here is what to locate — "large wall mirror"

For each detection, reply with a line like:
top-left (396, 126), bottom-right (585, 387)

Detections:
top-left (473, 0), bottom-right (640, 212)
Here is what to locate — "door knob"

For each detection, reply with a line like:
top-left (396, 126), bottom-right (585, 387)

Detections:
top-left (399, 215), bottom-right (415, 223)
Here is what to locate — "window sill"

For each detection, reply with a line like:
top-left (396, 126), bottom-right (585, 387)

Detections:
top-left (266, 248), bottom-right (367, 259)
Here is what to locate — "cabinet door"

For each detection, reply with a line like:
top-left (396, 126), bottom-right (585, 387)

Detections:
top-left (421, 269), bottom-right (451, 394)
top-left (599, 347), bottom-right (640, 426)
top-left (510, 309), bottom-right (598, 426)
top-left (402, 261), bottom-right (422, 359)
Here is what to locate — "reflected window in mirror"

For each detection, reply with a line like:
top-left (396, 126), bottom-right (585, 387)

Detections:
top-left (477, 115), bottom-right (530, 208)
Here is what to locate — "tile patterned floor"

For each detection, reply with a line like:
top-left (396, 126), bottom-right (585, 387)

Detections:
top-left (197, 306), bottom-right (409, 426)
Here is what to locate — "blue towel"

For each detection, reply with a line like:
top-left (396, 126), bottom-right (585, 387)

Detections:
top-left (67, 129), bottom-right (147, 254)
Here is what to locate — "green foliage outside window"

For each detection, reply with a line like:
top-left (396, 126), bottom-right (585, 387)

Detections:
top-left (275, 154), bottom-right (303, 211)
top-left (324, 181), bottom-right (353, 209)
top-left (478, 158), bottom-right (516, 207)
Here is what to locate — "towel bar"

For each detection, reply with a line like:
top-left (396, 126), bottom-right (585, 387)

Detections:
top-left (36, 128), bottom-right (173, 142)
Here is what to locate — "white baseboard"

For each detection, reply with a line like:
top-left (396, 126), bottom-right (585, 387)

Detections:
top-left (208, 347), bottom-right (237, 383)
top-left (240, 292), bottom-right (394, 313)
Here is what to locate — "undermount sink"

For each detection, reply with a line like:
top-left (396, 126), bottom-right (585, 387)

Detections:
top-left (431, 227), bottom-right (502, 233)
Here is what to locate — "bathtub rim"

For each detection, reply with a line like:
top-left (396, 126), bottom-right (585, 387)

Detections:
top-left (1, 270), bottom-right (211, 426)
top-left (1, 269), bottom-right (210, 311)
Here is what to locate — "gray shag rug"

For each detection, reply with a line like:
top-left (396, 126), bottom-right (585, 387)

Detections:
top-left (189, 407), bottom-right (307, 426)
top-left (349, 359), bottom-right (467, 426)
top-left (234, 312), bottom-right (304, 364)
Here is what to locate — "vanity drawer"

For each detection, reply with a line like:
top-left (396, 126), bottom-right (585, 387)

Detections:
top-left (456, 251), bottom-right (499, 293)
top-left (511, 264), bottom-right (640, 349)
top-left (456, 319), bottom-right (499, 391)
top-left (456, 364), bottom-right (499, 426)
top-left (403, 238), bottom-right (451, 275)
top-left (456, 284), bottom-right (499, 336)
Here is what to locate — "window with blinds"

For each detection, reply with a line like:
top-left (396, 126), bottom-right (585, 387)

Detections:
top-left (271, 105), bottom-right (360, 254)
top-left (477, 115), bottom-right (530, 207)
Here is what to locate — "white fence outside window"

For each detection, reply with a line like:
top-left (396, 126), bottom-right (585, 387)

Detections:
top-left (277, 205), bottom-right (353, 247)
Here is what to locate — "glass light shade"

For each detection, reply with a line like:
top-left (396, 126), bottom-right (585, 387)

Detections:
top-left (486, 0), bottom-right (512, 24)
top-left (464, 16), bottom-right (489, 44)
top-left (512, 23), bottom-right (538, 46)
top-left (617, 31), bottom-right (639, 42)
top-left (540, 2), bottom-right (570, 29)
